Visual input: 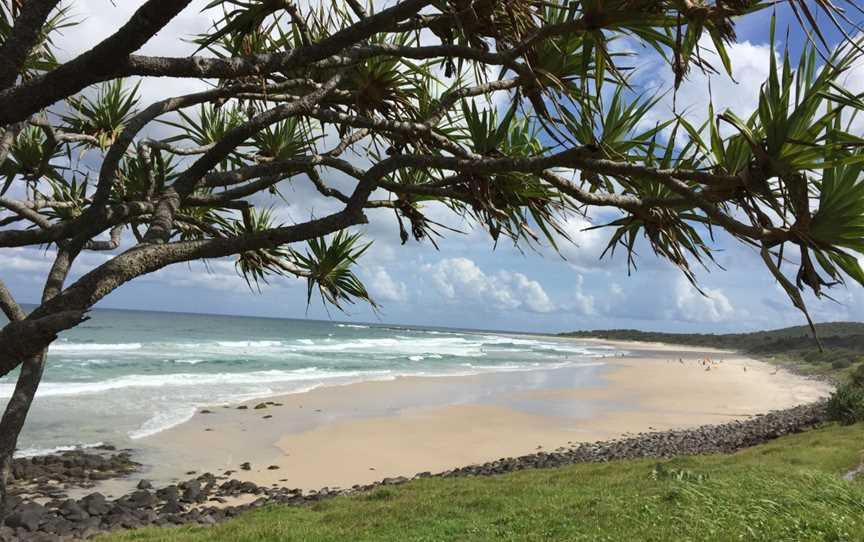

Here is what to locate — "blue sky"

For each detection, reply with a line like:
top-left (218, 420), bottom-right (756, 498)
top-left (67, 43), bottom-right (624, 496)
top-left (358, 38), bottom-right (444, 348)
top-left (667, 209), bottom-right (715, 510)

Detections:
top-left (2, 1), bottom-right (863, 334)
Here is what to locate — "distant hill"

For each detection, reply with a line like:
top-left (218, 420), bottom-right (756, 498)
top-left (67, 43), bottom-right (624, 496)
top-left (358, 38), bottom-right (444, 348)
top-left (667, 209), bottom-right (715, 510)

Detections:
top-left (560, 322), bottom-right (864, 374)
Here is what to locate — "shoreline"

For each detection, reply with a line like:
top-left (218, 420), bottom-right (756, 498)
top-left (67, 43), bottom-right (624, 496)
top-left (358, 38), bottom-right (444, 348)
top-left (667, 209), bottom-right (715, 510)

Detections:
top-left (125, 338), bottom-right (830, 494)
top-left (5, 400), bottom-right (832, 540)
top-left (2, 337), bottom-right (836, 540)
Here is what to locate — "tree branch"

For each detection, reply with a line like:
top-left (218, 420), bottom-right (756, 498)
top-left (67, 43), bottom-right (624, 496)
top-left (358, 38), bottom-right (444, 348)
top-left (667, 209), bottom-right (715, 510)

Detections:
top-left (0, 0), bottom-right (62, 89)
top-left (0, 0), bottom-right (431, 125)
top-left (0, 0), bottom-right (194, 126)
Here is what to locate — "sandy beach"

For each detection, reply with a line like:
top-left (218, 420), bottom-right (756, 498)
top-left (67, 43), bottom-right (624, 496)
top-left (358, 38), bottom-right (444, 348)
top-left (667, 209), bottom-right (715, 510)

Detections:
top-left (110, 339), bottom-right (831, 497)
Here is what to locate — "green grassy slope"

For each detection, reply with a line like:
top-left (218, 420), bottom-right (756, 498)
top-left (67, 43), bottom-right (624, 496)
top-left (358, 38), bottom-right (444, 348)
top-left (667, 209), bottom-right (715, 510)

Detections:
top-left (561, 322), bottom-right (864, 377)
top-left (104, 423), bottom-right (864, 542)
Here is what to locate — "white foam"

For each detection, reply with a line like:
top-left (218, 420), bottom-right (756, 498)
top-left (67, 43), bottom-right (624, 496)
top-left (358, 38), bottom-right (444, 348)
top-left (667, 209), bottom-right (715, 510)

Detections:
top-left (291, 336), bottom-right (486, 357)
top-left (14, 442), bottom-right (105, 459)
top-left (173, 359), bottom-right (205, 365)
top-left (336, 324), bottom-right (370, 329)
top-left (215, 340), bottom-right (282, 348)
top-left (128, 406), bottom-right (197, 440)
top-left (408, 355), bottom-right (424, 361)
top-left (0, 368), bottom-right (395, 399)
top-left (49, 342), bottom-right (142, 352)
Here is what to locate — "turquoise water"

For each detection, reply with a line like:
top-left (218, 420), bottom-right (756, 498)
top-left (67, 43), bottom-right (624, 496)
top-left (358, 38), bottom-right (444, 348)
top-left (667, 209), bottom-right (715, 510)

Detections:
top-left (1, 309), bottom-right (614, 455)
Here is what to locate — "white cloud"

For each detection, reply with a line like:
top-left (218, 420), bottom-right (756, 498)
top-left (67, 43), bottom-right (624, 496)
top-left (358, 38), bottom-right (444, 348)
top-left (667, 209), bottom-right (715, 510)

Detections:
top-left (560, 274), bottom-right (596, 316)
top-left (365, 266), bottom-right (408, 303)
top-left (640, 38), bottom-right (773, 137)
top-left (556, 213), bottom-right (613, 271)
top-left (672, 276), bottom-right (735, 323)
top-left (422, 257), bottom-right (555, 313)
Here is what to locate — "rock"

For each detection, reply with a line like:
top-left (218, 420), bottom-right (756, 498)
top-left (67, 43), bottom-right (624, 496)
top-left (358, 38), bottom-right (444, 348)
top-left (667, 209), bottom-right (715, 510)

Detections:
top-left (262, 415), bottom-right (273, 419)
top-left (267, 465), bottom-right (280, 470)
top-left (158, 501), bottom-right (184, 515)
top-left (253, 403), bottom-right (268, 410)
top-left (128, 490), bottom-right (157, 508)
top-left (181, 480), bottom-right (202, 503)
top-left (200, 409), bottom-right (213, 414)
top-left (156, 486), bottom-right (179, 502)
top-left (80, 493), bottom-right (110, 516)
top-left (236, 405), bottom-right (248, 410)
top-left (5, 502), bottom-right (46, 531)
top-left (58, 499), bottom-right (89, 522)
top-left (136, 479), bottom-right (152, 490)
top-left (240, 462), bottom-right (251, 471)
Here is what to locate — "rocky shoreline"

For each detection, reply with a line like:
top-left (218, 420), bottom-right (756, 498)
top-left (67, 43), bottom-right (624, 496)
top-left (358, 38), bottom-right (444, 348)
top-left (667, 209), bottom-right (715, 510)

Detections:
top-left (1, 401), bottom-right (828, 541)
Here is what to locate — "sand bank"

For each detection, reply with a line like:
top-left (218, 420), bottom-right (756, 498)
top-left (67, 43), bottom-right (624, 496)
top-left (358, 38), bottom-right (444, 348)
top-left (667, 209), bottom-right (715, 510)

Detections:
top-left (125, 340), bottom-right (830, 495)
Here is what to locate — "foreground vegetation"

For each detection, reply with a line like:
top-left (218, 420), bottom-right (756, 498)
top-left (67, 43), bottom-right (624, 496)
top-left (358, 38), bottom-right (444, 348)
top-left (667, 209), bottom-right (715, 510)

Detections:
top-left (103, 423), bottom-right (864, 542)
top-left (562, 323), bottom-right (864, 378)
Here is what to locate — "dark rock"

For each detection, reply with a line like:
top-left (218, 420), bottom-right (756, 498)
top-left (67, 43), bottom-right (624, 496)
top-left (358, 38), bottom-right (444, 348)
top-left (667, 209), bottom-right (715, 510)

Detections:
top-left (137, 479), bottom-right (153, 490)
top-left (236, 406), bottom-right (248, 410)
top-left (156, 486), bottom-right (179, 502)
top-left (267, 465), bottom-right (280, 470)
top-left (200, 409), bottom-right (213, 414)
top-left (253, 403), bottom-right (268, 410)
top-left (158, 501), bottom-right (184, 515)
top-left (240, 462), bottom-right (251, 471)
top-left (58, 499), bottom-right (89, 522)
top-left (128, 490), bottom-right (157, 508)
top-left (181, 480), bottom-right (202, 503)
top-left (80, 493), bottom-right (110, 516)
top-left (5, 502), bottom-right (46, 531)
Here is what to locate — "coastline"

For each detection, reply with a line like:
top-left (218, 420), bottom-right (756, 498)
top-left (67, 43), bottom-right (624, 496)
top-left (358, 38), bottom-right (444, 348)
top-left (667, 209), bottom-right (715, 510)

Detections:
top-left (3, 338), bottom-right (836, 541)
top-left (118, 338), bottom-right (831, 495)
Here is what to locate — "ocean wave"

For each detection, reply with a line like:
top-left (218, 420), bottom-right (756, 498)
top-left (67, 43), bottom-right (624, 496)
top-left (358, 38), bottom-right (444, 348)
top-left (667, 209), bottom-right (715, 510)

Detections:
top-left (127, 406), bottom-right (197, 440)
top-left (49, 342), bottom-right (143, 352)
top-left (126, 383), bottom-right (331, 440)
top-left (336, 324), bottom-right (370, 329)
top-left (14, 442), bottom-right (105, 459)
top-left (292, 336), bottom-right (486, 357)
top-left (215, 340), bottom-right (282, 348)
top-left (0, 368), bottom-right (395, 399)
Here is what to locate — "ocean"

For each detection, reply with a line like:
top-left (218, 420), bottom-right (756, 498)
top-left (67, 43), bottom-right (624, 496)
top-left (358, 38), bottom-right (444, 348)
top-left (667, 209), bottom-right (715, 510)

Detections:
top-left (1, 308), bottom-right (615, 456)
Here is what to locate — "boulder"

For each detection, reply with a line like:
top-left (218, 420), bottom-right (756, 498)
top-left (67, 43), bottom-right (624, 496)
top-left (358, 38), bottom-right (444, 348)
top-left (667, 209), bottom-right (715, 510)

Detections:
top-left (5, 502), bottom-right (46, 531)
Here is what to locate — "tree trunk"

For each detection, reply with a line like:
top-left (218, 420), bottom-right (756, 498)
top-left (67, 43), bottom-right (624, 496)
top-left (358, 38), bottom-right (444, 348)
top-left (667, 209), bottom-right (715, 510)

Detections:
top-left (0, 352), bottom-right (46, 521)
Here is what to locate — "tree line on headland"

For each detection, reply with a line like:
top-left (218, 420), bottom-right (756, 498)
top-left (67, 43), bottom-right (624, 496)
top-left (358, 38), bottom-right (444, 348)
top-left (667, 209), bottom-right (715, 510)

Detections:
top-left (560, 322), bottom-right (864, 371)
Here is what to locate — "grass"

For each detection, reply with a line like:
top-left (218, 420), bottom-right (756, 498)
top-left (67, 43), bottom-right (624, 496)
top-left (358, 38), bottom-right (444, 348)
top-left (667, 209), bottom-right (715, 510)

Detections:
top-left (103, 423), bottom-right (864, 542)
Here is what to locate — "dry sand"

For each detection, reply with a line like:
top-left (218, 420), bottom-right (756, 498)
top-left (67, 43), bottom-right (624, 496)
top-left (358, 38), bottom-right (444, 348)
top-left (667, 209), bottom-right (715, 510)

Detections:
top-left (127, 339), bottom-right (831, 494)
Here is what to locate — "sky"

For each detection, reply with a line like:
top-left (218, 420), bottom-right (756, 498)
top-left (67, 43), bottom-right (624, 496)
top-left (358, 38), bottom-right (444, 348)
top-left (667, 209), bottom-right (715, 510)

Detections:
top-left (3, 1), bottom-right (864, 334)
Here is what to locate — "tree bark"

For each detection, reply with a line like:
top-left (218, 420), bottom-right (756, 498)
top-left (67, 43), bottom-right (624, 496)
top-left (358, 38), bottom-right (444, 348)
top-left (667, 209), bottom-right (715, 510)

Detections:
top-left (0, 352), bottom-right (47, 521)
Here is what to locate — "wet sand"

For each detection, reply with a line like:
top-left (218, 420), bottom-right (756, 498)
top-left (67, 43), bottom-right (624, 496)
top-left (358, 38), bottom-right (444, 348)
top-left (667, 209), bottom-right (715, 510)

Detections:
top-left (107, 339), bottom-right (831, 496)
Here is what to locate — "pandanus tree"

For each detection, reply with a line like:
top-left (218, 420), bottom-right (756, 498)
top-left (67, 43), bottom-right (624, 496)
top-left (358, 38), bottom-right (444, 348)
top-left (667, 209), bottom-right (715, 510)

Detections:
top-left (1, 0), bottom-right (864, 514)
